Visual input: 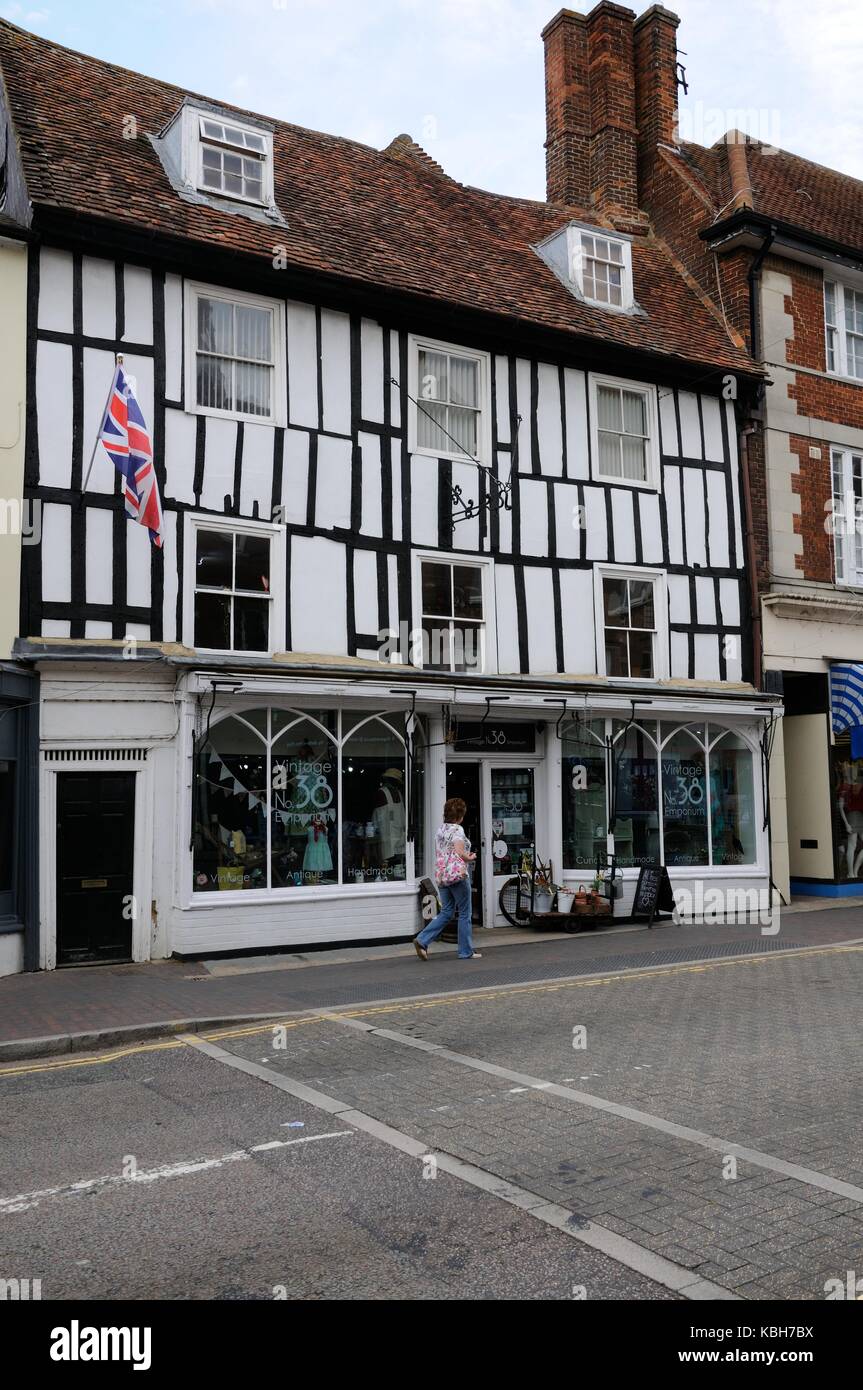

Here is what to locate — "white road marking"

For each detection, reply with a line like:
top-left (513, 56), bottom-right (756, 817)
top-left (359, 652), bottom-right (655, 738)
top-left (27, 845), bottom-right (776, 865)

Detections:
top-left (183, 1033), bottom-right (735, 1302)
top-left (329, 1015), bottom-right (863, 1206)
top-left (0, 1130), bottom-right (353, 1216)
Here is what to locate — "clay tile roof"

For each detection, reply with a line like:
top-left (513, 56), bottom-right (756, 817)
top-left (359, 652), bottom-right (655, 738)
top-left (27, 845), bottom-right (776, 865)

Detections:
top-left (0, 17), bottom-right (756, 376)
top-left (676, 135), bottom-right (863, 253)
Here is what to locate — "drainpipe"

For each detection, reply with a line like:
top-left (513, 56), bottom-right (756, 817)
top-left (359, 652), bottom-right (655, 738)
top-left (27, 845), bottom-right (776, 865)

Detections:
top-left (739, 225), bottom-right (776, 692)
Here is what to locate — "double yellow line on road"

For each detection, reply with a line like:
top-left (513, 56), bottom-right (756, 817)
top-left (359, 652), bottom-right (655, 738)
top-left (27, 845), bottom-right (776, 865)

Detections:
top-left (1, 940), bottom-right (861, 1080)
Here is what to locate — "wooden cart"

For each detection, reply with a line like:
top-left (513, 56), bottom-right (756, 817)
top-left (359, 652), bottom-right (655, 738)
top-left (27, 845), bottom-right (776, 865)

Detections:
top-left (498, 847), bottom-right (619, 934)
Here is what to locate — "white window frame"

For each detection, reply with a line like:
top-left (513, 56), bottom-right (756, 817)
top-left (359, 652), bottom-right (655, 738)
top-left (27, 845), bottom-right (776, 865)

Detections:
top-left (570, 229), bottom-right (634, 311)
top-left (184, 281), bottom-right (286, 426)
top-left (831, 447), bottom-right (863, 587)
top-left (824, 279), bottom-right (863, 381)
top-left (407, 335), bottom-right (492, 467)
top-left (593, 564), bottom-right (668, 681)
top-left (181, 107), bottom-right (275, 208)
top-left (183, 513), bottom-right (286, 657)
top-left (588, 372), bottom-right (661, 490)
top-left (410, 550), bottom-right (497, 676)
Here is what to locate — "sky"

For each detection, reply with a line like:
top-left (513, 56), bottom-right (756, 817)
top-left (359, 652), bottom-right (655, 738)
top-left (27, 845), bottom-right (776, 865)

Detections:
top-left (2, 0), bottom-right (863, 198)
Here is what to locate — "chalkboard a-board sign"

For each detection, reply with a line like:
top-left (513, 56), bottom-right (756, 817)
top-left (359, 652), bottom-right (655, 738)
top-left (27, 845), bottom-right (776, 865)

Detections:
top-left (631, 863), bottom-right (676, 927)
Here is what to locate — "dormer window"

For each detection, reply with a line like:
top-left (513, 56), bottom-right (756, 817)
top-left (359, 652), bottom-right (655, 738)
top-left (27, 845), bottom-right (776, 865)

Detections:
top-left (197, 116), bottom-right (271, 205)
top-left (577, 233), bottom-right (626, 308)
top-left (533, 222), bottom-right (636, 315)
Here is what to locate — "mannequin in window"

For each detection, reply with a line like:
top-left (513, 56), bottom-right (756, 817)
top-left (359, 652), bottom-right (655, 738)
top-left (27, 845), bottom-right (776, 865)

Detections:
top-left (837, 759), bottom-right (863, 877)
top-left (303, 814), bottom-right (333, 878)
top-left (372, 767), bottom-right (406, 877)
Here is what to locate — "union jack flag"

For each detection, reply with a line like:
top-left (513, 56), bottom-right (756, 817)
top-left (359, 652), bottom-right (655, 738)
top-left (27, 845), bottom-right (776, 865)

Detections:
top-left (98, 365), bottom-right (163, 548)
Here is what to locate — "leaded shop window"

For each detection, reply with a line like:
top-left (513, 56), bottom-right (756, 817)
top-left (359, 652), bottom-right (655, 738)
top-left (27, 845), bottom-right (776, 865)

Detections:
top-left (660, 725), bottom-right (709, 867)
top-left (611, 720), bottom-right (660, 868)
top-left (341, 715), bottom-right (407, 884)
top-left (562, 720), bottom-right (608, 872)
top-left (708, 727), bottom-right (757, 866)
top-left (193, 714), bottom-right (269, 893)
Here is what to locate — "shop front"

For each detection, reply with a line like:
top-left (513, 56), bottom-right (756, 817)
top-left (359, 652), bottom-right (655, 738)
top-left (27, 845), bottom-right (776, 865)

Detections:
top-left (167, 671), bottom-right (776, 953)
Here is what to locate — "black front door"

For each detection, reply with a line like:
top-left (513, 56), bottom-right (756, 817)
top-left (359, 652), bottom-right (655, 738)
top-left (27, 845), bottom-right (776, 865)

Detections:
top-left (445, 762), bottom-right (483, 924)
top-left (57, 772), bottom-right (135, 966)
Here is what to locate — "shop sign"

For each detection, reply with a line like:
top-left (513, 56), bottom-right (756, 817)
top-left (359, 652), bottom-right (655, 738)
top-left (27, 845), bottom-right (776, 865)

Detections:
top-left (454, 722), bottom-right (536, 753)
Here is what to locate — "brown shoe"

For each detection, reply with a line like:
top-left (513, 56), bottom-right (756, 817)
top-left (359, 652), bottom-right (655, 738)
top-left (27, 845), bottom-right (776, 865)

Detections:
top-left (414, 939), bottom-right (429, 961)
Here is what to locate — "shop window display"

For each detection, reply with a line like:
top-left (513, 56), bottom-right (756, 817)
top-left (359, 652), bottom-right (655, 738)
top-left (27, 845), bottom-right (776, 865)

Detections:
top-left (832, 740), bottom-right (863, 879)
top-left (342, 717), bottom-right (407, 883)
top-left (612, 721), bottom-right (660, 867)
top-left (708, 728), bottom-right (757, 867)
top-left (192, 707), bottom-right (411, 893)
top-left (562, 721), bottom-right (607, 871)
top-left (660, 726), bottom-right (709, 867)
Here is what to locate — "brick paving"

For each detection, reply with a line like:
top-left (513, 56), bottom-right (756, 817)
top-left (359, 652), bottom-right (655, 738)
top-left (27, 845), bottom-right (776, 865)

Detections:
top-left (209, 934), bottom-right (863, 1300)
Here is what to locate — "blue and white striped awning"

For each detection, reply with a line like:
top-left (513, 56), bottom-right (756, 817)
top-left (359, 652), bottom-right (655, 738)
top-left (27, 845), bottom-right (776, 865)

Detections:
top-left (830, 663), bottom-right (863, 733)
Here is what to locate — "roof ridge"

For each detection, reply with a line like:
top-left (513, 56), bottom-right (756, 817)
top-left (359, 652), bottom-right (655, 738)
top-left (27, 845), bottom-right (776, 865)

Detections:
top-left (383, 134), bottom-right (454, 181)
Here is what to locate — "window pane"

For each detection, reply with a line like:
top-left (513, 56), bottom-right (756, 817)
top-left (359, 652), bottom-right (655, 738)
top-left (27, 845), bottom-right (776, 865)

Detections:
top-left (446, 405), bottom-right (478, 456)
top-left (235, 362), bottom-right (271, 416)
top-left (709, 731), bottom-right (756, 865)
top-left (196, 529), bottom-right (233, 588)
top-left (605, 628), bottom-right (629, 676)
top-left (613, 723), bottom-right (660, 866)
top-left (620, 434), bottom-right (647, 480)
top-left (224, 171), bottom-right (243, 196)
top-left (342, 722), bottom-right (406, 883)
top-left (244, 131), bottom-right (267, 153)
top-left (235, 533), bottom-right (270, 591)
top-left (233, 597), bottom-right (269, 652)
top-left (422, 562), bottom-right (452, 616)
top-left (490, 767), bottom-right (535, 878)
top-left (603, 577), bottom-right (629, 626)
top-left (418, 349), bottom-right (447, 402)
top-left (453, 566), bottom-right (483, 620)
top-left (598, 431), bottom-right (621, 476)
top-left (197, 354), bottom-right (232, 410)
top-left (562, 722), bottom-right (607, 872)
top-left (270, 719), bottom-right (338, 888)
top-left (622, 390), bottom-right (646, 435)
top-left (201, 119), bottom-right (224, 139)
top-left (416, 400), bottom-right (448, 453)
top-left (449, 356), bottom-right (478, 408)
top-left (198, 297), bottom-right (233, 354)
top-left (235, 305), bottom-right (272, 362)
top-left (597, 385), bottom-right (622, 432)
top-left (195, 592), bottom-right (231, 649)
top-left (451, 622), bottom-right (482, 672)
top-left (244, 175), bottom-right (263, 202)
top-left (223, 126), bottom-right (244, 146)
top-left (422, 621), bottom-right (451, 671)
top-left (628, 629), bottom-right (654, 678)
top-left (609, 241), bottom-right (624, 263)
top-left (661, 729), bottom-right (709, 866)
top-left (627, 580), bottom-right (654, 630)
top-left (192, 715), bottom-right (268, 892)
top-left (202, 146), bottom-right (221, 170)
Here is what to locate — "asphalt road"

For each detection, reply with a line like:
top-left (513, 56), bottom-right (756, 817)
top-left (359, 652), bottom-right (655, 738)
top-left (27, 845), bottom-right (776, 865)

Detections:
top-left (2, 930), bottom-right (863, 1301)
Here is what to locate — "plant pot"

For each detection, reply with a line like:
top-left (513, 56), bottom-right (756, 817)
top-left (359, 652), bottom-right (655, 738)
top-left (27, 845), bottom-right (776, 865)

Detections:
top-left (534, 889), bottom-right (553, 914)
top-left (556, 890), bottom-right (576, 914)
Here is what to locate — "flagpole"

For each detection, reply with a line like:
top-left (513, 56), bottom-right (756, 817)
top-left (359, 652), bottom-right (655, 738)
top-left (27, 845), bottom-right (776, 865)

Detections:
top-left (81, 354), bottom-right (122, 494)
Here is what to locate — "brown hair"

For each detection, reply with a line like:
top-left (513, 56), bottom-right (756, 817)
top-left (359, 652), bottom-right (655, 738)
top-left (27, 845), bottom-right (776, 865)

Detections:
top-left (443, 797), bottom-right (466, 823)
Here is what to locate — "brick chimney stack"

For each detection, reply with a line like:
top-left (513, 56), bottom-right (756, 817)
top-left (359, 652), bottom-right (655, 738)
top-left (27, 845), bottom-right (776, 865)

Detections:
top-left (633, 6), bottom-right (680, 160)
top-left (543, 3), bottom-right (682, 221)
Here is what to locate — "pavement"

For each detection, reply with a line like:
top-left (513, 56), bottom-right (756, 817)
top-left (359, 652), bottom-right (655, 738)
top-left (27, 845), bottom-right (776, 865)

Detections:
top-left (0, 897), bottom-right (861, 1056)
top-left (3, 900), bottom-right (863, 1302)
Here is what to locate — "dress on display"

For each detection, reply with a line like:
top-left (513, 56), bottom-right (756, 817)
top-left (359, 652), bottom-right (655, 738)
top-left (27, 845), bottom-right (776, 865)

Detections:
top-left (303, 818), bottom-right (333, 872)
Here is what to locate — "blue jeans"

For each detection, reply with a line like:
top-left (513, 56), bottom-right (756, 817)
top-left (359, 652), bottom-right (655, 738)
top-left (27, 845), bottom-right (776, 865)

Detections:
top-left (417, 877), bottom-right (475, 958)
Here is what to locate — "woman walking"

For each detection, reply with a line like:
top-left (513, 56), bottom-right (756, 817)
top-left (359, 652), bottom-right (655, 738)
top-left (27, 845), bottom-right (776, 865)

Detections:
top-left (414, 797), bottom-right (482, 961)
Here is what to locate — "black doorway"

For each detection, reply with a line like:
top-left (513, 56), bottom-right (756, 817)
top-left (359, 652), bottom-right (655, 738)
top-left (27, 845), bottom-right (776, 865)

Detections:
top-left (57, 772), bottom-right (135, 966)
top-left (445, 762), bottom-right (483, 924)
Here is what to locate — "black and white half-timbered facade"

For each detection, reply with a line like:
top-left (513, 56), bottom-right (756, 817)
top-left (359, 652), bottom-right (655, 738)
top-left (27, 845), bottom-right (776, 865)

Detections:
top-left (0, 8), bottom-right (779, 971)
